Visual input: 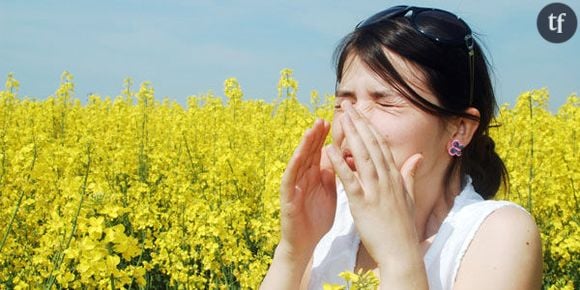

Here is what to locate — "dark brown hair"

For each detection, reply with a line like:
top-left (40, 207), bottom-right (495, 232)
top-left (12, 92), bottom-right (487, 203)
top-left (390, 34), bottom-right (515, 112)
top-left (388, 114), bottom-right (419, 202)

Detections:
top-left (333, 15), bottom-right (507, 199)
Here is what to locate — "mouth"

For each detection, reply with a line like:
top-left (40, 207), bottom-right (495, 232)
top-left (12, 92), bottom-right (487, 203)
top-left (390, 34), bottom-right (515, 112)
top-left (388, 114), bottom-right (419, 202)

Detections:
top-left (343, 149), bottom-right (356, 171)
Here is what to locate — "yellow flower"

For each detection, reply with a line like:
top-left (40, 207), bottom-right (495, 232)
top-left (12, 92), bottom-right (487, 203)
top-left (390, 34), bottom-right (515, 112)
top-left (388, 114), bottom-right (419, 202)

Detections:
top-left (323, 283), bottom-right (346, 290)
top-left (0, 73), bottom-right (576, 289)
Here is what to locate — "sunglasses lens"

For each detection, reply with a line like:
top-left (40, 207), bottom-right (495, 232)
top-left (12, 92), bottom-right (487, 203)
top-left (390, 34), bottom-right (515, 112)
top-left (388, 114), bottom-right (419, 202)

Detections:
top-left (414, 10), bottom-right (469, 44)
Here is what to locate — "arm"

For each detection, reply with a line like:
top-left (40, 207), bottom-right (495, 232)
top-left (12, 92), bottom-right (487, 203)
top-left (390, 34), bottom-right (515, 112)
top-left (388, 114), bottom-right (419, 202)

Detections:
top-left (453, 206), bottom-right (543, 290)
top-left (260, 243), bottom-right (313, 290)
top-left (299, 256), bottom-right (313, 290)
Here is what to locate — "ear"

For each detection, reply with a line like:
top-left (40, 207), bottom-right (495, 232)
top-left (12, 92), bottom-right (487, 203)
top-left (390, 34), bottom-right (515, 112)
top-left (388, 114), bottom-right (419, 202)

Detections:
top-left (448, 107), bottom-right (480, 148)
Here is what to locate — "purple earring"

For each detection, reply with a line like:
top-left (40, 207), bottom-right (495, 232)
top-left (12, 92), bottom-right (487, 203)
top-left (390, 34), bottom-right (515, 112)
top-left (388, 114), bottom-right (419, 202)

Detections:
top-left (448, 139), bottom-right (465, 157)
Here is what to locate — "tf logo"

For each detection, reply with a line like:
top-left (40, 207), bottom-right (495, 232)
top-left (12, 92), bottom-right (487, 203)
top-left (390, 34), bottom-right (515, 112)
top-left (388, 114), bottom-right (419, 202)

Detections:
top-left (537, 2), bottom-right (577, 43)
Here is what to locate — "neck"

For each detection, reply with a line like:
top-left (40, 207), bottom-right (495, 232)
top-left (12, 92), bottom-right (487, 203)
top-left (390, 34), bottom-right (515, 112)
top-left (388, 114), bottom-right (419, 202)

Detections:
top-left (413, 172), bottom-right (462, 241)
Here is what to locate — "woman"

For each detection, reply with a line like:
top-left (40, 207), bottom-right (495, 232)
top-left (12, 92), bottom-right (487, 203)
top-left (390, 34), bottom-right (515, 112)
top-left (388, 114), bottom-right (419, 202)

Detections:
top-left (261, 5), bottom-right (542, 290)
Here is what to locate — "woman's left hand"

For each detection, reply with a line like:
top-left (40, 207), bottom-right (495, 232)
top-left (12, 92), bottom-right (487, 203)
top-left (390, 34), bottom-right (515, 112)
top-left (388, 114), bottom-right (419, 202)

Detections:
top-left (325, 101), bottom-right (427, 284)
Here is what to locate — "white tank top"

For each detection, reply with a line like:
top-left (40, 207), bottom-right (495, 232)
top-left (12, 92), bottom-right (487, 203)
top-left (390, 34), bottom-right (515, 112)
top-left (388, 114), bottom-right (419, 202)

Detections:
top-left (308, 177), bottom-right (526, 290)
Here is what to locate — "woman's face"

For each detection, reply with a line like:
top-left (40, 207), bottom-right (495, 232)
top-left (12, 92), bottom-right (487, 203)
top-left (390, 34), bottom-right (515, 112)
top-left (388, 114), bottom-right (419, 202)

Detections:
top-left (332, 49), bottom-right (451, 177)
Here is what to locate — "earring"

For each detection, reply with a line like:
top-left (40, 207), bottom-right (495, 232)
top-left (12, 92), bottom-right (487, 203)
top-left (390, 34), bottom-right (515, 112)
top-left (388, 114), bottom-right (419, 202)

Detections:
top-left (448, 139), bottom-right (465, 157)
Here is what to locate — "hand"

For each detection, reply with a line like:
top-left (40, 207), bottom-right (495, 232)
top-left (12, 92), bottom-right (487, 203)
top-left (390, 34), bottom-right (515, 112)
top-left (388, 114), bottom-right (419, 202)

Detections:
top-left (325, 102), bottom-right (425, 277)
top-left (278, 119), bottom-right (336, 259)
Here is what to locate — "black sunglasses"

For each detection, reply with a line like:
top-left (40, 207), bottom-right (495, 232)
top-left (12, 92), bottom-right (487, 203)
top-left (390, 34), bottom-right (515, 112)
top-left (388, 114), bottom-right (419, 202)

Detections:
top-left (356, 5), bottom-right (475, 106)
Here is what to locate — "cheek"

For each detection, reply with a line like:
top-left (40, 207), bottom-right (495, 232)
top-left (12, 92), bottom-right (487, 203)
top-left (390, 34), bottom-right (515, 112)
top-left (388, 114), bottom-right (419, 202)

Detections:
top-left (390, 122), bottom-right (447, 171)
top-left (376, 128), bottom-right (407, 169)
top-left (372, 119), bottom-right (430, 169)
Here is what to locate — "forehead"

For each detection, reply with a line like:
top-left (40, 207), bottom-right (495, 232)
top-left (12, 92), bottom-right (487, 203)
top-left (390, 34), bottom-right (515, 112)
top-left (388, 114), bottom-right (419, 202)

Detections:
top-left (339, 48), bottom-right (438, 104)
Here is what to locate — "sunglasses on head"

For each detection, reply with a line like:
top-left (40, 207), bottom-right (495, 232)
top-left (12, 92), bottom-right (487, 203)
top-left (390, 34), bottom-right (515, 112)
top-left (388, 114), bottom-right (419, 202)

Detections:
top-left (356, 5), bottom-right (475, 106)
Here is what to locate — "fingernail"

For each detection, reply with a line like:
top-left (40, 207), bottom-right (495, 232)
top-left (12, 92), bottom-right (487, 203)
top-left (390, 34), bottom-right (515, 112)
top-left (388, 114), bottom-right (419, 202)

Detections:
top-left (418, 155), bottom-right (424, 166)
top-left (414, 155), bottom-right (424, 175)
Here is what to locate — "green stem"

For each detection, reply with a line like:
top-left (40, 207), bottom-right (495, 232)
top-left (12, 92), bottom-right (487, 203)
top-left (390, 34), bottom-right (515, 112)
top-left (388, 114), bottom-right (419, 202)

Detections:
top-left (0, 125), bottom-right (38, 252)
top-left (182, 132), bottom-right (196, 179)
top-left (226, 159), bottom-right (241, 199)
top-left (128, 230), bottom-right (146, 290)
top-left (44, 144), bottom-right (92, 289)
top-left (0, 190), bottom-right (25, 252)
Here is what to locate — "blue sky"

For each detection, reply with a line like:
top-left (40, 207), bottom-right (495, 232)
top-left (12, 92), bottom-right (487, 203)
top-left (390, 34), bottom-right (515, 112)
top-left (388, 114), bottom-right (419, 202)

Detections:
top-left (1, 0), bottom-right (578, 111)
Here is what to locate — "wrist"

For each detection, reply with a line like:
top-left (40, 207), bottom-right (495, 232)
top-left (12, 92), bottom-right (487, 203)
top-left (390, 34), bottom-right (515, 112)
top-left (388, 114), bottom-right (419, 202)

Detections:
top-left (376, 242), bottom-right (428, 290)
top-left (377, 254), bottom-right (428, 290)
top-left (274, 240), bottom-right (315, 266)
top-left (260, 242), bottom-right (313, 289)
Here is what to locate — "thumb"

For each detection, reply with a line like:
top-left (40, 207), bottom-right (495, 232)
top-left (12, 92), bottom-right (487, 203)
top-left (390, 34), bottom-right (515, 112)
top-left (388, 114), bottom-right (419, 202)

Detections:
top-left (320, 144), bottom-right (333, 171)
top-left (320, 145), bottom-right (336, 193)
top-left (399, 153), bottom-right (423, 203)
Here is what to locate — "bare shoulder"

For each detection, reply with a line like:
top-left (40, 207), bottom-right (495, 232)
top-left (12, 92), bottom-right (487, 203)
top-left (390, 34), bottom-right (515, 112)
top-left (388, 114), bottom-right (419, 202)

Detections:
top-left (453, 205), bottom-right (543, 290)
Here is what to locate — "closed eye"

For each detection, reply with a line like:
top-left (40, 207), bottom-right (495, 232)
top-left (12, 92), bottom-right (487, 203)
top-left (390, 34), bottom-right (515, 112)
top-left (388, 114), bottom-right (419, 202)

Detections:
top-left (378, 102), bottom-right (394, 107)
top-left (334, 91), bottom-right (355, 110)
top-left (372, 91), bottom-right (406, 107)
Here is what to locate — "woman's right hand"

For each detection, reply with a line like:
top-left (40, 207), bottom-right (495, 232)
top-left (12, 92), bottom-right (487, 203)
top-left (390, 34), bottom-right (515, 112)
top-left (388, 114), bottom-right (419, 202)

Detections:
top-left (277, 119), bottom-right (336, 259)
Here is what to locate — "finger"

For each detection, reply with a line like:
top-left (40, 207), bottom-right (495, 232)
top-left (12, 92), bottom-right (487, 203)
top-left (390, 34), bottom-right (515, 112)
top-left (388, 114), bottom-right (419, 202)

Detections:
top-left (326, 144), bottom-right (363, 198)
top-left (399, 153), bottom-right (423, 204)
top-left (375, 135), bottom-right (397, 177)
top-left (297, 119), bottom-right (330, 183)
top-left (340, 105), bottom-right (379, 187)
top-left (351, 106), bottom-right (398, 176)
top-left (342, 102), bottom-right (389, 178)
top-left (281, 126), bottom-right (317, 195)
top-left (307, 119), bottom-right (331, 170)
top-left (320, 144), bottom-right (333, 171)
top-left (320, 145), bottom-right (336, 192)
top-left (315, 121), bottom-right (332, 181)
